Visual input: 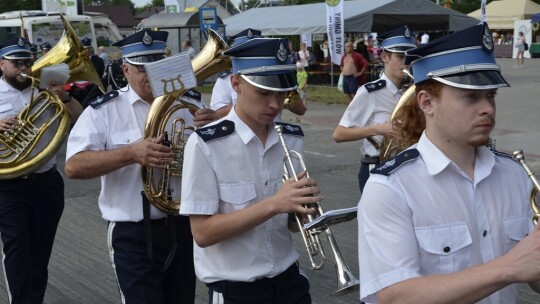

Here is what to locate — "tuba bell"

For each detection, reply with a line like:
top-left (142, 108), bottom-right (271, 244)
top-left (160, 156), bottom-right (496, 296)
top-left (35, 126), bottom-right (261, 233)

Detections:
top-left (141, 29), bottom-right (231, 214)
top-left (0, 15), bottom-right (103, 179)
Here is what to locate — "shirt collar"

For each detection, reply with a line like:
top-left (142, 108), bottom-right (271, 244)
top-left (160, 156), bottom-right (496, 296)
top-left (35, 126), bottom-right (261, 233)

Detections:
top-left (226, 105), bottom-right (279, 148)
top-left (416, 132), bottom-right (495, 181)
top-left (380, 72), bottom-right (400, 95)
top-left (126, 85), bottom-right (146, 105)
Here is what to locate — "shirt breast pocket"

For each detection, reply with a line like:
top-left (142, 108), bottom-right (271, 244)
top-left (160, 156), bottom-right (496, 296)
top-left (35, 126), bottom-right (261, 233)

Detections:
top-left (0, 103), bottom-right (15, 118)
top-left (111, 129), bottom-right (142, 148)
top-left (504, 215), bottom-right (531, 248)
top-left (219, 182), bottom-right (257, 213)
top-left (415, 223), bottom-right (472, 274)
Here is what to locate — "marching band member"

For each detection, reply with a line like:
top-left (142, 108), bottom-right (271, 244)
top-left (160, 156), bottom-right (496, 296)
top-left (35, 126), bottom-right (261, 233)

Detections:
top-left (64, 30), bottom-right (217, 304)
top-left (0, 36), bottom-right (82, 303)
top-left (210, 28), bottom-right (306, 119)
top-left (333, 26), bottom-right (417, 193)
top-left (180, 37), bottom-right (319, 303)
top-left (358, 23), bottom-right (540, 303)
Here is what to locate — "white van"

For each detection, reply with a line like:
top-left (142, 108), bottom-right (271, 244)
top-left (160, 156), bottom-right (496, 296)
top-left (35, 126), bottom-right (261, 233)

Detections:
top-left (0, 11), bottom-right (123, 53)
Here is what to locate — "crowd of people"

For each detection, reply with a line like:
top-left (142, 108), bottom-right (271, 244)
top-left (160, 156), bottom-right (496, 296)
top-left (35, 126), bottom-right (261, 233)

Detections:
top-left (0, 20), bottom-right (539, 304)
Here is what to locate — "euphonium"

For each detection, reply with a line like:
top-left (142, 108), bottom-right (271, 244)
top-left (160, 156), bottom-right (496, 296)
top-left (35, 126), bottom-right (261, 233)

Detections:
top-left (379, 69), bottom-right (420, 162)
top-left (0, 15), bottom-right (103, 179)
top-left (512, 150), bottom-right (540, 225)
top-left (142, 29), bottom-right (231, 214)
top-left (275, 124), bottom-right (360, 296)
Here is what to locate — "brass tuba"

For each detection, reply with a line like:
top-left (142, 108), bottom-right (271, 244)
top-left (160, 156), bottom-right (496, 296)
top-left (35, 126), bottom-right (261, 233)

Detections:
top-left (141, 29), bottom-right (231, 214)
top-left (0, 15), bottom-right (103, 179)
top-left (512, 150), bottom-right (540, 225)
top-left (275, 124), bottom-right (360, 296)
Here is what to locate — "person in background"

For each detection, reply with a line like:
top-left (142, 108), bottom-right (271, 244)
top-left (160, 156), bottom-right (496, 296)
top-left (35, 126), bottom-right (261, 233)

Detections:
top-left (289, 41), bottom-right (297, 64)
top-left (297, 42), bottom-right (310, 71)
top-left (333, 26), bottom-right (416, 193)
top-left (180, 35), bottom-right (318, 304)
top-left (339, 41), bottom-right (369, 101)
top-left (514, 31), bottom-right (526, 68)
top-left (98, 46), bottom-right (109, 67)
top-left (64, 29), bottom-right (218, 304)
top-left (296, 61), bottom-right (308, 107)
top-left (81, 38), bottom-right (105, 82)
top-left (420, 32), bottom-right (430, 44)
top-left (320, 40), bottom-right (329, 62)
top-left (0, 36), bottom-right (83, 304)
top-left (358, 23), bottom-right (540, 304)
top-left (164, 47), bottom-right (172, 57)
top-left (183, 39), bottom-right (196, 59)
top-left (39, 42), bottom-right (51, 56)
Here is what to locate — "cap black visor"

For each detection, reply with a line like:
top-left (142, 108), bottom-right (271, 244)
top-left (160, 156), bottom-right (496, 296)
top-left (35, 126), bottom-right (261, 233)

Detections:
top-left (241, 73), bottom-right (297, 92)
top-left (125, 54), bottom-right (166, 65)
top-left (435, 70), bottom-right (510, 90)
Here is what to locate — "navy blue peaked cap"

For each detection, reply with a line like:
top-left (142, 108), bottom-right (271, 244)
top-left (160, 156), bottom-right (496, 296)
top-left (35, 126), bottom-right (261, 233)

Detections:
top-left (81, 37), bottom-right (92, 48)
top-left (223, 37), bottom-right (297, 92)
top-left (40, 42), bottom-right (52, 51)
top-left (112, 30), bottom-right (168, 65)
top-left (227, 28), bottom-right (262, 47)
top-left (377, 26), bottom-right (416, 53)
top-left (0, 36), bottom-right (32, 59)
top-left (405, 23), bottom-right (509, 89)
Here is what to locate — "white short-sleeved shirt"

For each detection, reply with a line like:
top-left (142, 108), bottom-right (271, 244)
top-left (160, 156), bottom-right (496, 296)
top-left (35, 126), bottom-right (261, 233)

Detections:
top-left (210, 73), bottom-right (236, 111)
top-left (0, 77), bottom-right (55, 173)
top-left (66, 86), bottom-right (206, 222)
top-left (338, 73), bottom-right (401, 157)
top-left (180, 107), bottom-right (302, 283)
top-left (358, 133), bottom-right (533, 303)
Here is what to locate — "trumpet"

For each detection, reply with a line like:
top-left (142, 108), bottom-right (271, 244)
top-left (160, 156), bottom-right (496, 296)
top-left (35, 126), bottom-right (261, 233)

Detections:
top-left (275, 124), bottom-right (359, 296)
top-left (512, 150), bottom-right (540, 225)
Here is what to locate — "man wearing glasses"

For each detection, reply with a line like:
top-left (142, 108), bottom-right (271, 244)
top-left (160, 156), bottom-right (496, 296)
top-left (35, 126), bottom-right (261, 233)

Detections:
top-left (64, 30), bottom-right (218, 304)
top-left (0, 36), bottom-right (82, 303)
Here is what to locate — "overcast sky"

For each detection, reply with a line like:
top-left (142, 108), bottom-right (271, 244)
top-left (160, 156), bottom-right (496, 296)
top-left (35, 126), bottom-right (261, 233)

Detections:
top-left (132, 0), bottom-right (153, 8)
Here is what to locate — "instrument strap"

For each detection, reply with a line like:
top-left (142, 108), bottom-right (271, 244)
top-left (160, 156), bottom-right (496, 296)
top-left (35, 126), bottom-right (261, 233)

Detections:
top-left (366, 137), bottom-right (381, 150)
top-left (141, 191), bottom-right (178, 273)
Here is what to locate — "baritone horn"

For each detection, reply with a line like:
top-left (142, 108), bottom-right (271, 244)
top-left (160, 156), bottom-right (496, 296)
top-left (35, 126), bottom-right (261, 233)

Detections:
top-left (512, 150), bottom-right (540, 225)
top-left (141, 29), bottom-right (231, 214)
top-left (275, 124), bottom-right (360, 296)
top-left (0, 15), bottom-right (102, 179)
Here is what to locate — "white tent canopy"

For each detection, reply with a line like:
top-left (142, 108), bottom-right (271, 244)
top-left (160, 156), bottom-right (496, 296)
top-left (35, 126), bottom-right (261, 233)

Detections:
top-left (468, 0), bottom-right (540, 30)
top-left (223, 0), bottom-right (479, 36)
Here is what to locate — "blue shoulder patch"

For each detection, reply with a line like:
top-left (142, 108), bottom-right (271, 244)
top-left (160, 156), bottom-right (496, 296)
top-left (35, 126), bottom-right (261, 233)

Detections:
top-left (195, 120), bottom-right (235, 142)
top-left (218, 70), bottom-right (232, 79)
top-left (364, 79), bottom-right (386, 93)
top-left (89, 91), bottom-right (119, 109)
top-left (371, 149), bottom-right (420, 176)
top-left (275, 122), bottom-right (304, 137)
top-left (182, 89), bottom-right (201, 102)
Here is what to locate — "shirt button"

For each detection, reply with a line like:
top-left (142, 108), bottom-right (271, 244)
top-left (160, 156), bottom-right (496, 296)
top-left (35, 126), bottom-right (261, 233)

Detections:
top-left (483, 230), bottom-right (487, 237)
top-left (443, 246), bottom-right (451, 253)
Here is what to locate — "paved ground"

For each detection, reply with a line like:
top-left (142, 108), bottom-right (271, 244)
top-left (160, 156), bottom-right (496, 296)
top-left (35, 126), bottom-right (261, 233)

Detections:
top-left (0, 58), bottom-right (539, 303)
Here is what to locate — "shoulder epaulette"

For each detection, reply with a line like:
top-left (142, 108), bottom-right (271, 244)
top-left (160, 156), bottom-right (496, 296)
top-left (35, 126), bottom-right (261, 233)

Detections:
top-left (490, 149), bottom-right (513, 160)
top-left (275, 122), bottom-right (304, 137)
top-left (371, 149), bottom-right (420, 176)
top-left (364, 79), bottom-right (386, 93)
top-left (195, 120), bottom-right (235, 142)
top-left (182, 89), bottom-right (201, 102)
top-left (89, 90), bottom-right (119, 109)
top-left (218, 70), bottom-right (232, 79)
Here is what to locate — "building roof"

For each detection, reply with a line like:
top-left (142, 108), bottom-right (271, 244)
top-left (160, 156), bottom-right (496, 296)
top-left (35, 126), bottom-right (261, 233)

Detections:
top-left (84, 5), bottom-right (137, 27)
top-left (134, 6), bottom-right (165, 20)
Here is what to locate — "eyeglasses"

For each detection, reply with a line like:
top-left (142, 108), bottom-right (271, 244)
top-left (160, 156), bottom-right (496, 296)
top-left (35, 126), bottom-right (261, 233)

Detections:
top-left (130, 64), bottom-right (146, 73)
top-left (7, 58), bottom-right (34, 68)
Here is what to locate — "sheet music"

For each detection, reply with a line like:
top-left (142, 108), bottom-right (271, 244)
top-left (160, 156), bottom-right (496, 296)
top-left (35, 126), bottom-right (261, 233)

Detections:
top-left (145, 53), bottom-right (197, 98)
top-left (303, 206), bottom-right (357, 231)
top-left (39, 63), bottom-right (70, 89)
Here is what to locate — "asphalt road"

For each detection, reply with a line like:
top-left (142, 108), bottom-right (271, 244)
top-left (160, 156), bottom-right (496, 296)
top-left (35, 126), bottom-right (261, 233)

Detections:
top-left (1, 58), bottom-right (539, 303)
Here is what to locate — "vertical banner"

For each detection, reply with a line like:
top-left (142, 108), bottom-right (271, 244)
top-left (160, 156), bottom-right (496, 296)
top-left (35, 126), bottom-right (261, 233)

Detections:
top-left (481, 0), bottom-right (487, 23)
top-left (326, 0), bottom-right (344, 65)
top-left (164, 0), bottom-right (180, 13)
